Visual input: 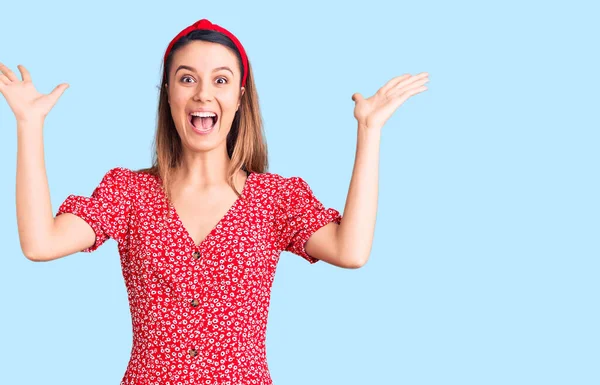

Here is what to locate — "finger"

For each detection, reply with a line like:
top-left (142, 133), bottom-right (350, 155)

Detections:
top-left (0, 74), bottom-right (10, 85)
top-left (18, 65), bottom-right (32, 82)
top-left (379, 74), bottom-right (411, 95)
top-left (352, 92), bottom-right (364, 103)
top-left (386, 72), bottom-right (429, 97)
top-left (387, 85), bottom-right (428, 111)
top-left (0, 62), bottom-right (19, 82)
top-left (388, 73), bottom-right (429, 95)
top-left (47, 83), bottom-right (69, 103)
top-left (388, 77), bottom-right (429, 99)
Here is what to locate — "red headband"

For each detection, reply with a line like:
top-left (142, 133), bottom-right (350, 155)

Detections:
top-left (163, 19), bottom-right (248, 86)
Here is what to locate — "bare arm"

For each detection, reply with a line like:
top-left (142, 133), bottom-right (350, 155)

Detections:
top-left (306, 72), bottom-right (430, 268)
top-left (2, 63), bottom-right (94, 261)
top-left (306, 127), bottom-right (380, 269)
top-left (16, 121), bottom-right (95, 261)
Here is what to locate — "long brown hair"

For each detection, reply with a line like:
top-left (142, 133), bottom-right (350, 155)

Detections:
top-left (137, 29), bottom-right (268, 212)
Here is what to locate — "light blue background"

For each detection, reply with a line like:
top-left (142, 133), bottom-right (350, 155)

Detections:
top-left (1, 0), bottom-right (598, 384)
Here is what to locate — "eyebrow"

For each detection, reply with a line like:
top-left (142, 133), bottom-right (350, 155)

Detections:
top-left (175, 65), bottom-right (234, 76)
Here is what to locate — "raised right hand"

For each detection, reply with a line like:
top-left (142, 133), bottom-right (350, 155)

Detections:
top-left (0, 63), bottom-right (69, 123)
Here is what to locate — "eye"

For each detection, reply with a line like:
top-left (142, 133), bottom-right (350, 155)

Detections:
top-left (216, 77), bottom-right (228, 85)
top-left (180, 75), bottom-right (195, 84)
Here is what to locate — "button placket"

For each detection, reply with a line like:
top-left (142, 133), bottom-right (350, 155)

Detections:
top-left (190, 247), bottom-right (205, 313)
top-left (188, 245), bottom-right (206, 363)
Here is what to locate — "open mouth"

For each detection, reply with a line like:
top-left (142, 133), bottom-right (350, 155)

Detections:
top-left (189, 111), bottom-right (219, 132)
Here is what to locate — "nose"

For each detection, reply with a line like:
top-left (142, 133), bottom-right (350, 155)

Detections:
top-left (193, 81), bottom-right (213, 102)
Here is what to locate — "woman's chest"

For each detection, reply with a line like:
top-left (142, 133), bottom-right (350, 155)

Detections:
top-left (125, 194), bottom-right (280, 296)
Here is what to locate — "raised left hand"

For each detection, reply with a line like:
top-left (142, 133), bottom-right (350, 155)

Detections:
top-left (352, 72), bottom-right (429, 130)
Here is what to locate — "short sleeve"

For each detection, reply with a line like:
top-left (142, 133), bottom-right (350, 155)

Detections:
top-left (276, 176), bottom-right (342, 263)
top-left (55, 167), bottom-right (133, 253)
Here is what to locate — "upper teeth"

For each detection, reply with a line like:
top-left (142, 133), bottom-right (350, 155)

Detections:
top-left (191, 112), bottom-right (216, 117)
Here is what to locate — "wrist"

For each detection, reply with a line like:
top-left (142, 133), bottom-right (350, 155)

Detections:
top-left (356, 125), bottom-right (381, 150)
top-left (17, 117), bottom-right (45, 132)
top-left (17, 115), bottom-right (45, 125)
top-left (357, 123), bottom-right (382, 137)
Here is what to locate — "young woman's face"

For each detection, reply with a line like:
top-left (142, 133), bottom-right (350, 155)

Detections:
top-left (167, 40), bottom-right (245, 153)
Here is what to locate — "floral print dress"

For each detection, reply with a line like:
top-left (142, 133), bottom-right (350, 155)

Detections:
top-left (56, 167), bottom-right (342, 385)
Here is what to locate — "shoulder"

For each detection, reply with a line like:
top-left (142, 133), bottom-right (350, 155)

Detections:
top-left (251, 172), bottom-right (309, 194)
top-left (103, 166), bottom-right (135, 180)
top-left (98, 167), bottom-right (137, 187)
top-left (251, 172), bottom-right (314, 207)
top-left (97, 167), bottom-right (155, 197)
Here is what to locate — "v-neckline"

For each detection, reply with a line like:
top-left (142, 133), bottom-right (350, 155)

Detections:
top-left (156, 172), bottom-right (254, 250)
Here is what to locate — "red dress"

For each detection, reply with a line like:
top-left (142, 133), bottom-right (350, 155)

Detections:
top-left (56, 167), bottom-right (342, 385)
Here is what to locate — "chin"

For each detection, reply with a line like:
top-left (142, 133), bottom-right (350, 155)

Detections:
top-left (187, 132), bottom-right (229, 153)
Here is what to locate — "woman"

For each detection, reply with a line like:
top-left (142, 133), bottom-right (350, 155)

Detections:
top-left (5, 18), bottom-right (428, 385)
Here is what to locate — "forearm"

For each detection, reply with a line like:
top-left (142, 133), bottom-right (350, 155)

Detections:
top-left (306, 72), bottom-right (427, 268)
top-left (336, 125), bottom-right (381, 265)
top-left (16, 120), bottom-right (55, 258)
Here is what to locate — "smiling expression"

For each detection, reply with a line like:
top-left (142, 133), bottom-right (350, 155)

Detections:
top-left (166, 40), bottom-right (245, 152)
